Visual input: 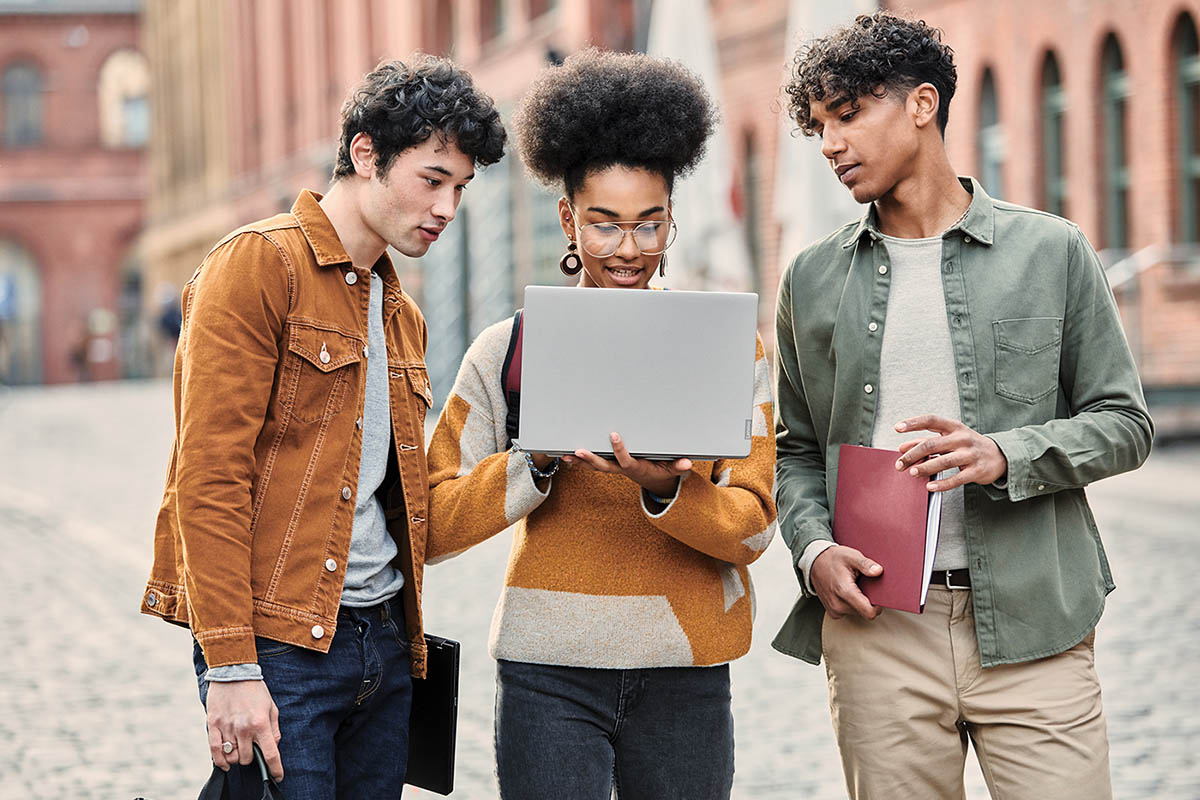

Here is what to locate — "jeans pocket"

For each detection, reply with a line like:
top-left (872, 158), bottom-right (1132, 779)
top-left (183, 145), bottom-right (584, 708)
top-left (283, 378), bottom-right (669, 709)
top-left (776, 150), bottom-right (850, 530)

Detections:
top-left (993, 317), bottom-right (1063, 404)
top-left (384, 616), bottom-right (411, 653)
top-left (255, 636), bottom-right (297, 659)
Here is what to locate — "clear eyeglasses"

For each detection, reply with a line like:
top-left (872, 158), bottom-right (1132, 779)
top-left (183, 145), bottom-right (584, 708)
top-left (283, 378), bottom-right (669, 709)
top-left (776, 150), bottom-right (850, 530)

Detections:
top-left (574, 217), bottom-right (678, 257)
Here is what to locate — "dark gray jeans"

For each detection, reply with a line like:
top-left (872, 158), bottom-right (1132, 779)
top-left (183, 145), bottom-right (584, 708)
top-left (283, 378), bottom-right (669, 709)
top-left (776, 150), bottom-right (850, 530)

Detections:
top-left (494, 659), bottom-right (734, 799)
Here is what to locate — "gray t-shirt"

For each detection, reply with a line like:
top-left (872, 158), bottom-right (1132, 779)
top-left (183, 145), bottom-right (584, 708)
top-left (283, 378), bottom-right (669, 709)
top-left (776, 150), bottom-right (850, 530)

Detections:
top-left (871, 233), bottom-right (967, 571)
top-left (340, 269), bottom-right (406, 605)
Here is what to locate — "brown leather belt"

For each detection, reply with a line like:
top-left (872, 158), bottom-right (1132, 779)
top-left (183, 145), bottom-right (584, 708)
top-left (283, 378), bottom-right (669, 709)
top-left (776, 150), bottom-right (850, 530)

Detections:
top-left (929, 568), bottom-right (971, 589)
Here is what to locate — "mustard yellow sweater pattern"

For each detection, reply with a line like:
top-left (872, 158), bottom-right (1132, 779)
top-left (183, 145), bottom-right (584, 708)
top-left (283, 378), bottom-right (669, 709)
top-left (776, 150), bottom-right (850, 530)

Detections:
top-left (426, 317), bottom-right (777, 668)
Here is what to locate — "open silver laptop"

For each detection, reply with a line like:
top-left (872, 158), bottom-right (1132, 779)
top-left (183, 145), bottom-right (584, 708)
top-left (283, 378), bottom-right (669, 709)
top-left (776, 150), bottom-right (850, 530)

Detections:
top-left (515, 286), bottom-right (760, 460)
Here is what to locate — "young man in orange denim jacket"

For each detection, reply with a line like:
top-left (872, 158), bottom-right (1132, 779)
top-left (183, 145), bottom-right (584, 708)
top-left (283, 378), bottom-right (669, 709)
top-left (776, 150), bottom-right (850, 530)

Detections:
top-left (141, 57), bottom-right (505, 796)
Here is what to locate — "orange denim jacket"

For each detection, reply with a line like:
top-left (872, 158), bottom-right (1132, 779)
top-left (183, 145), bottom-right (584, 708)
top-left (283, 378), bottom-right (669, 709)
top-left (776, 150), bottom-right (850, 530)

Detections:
top-left (141, 190), bottom-right (434, 678)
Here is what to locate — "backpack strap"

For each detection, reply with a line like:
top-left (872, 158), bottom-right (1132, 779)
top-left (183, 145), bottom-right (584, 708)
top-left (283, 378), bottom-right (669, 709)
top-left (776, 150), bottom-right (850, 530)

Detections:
top-left (501, 309), bottom-right (523, 449)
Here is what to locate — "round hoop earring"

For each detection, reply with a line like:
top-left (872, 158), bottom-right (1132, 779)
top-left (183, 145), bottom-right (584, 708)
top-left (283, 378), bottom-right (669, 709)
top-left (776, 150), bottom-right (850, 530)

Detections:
top-left (559, 241), bottom-right (583, 276)
top-left (657, 253), bottom-right (668, 277)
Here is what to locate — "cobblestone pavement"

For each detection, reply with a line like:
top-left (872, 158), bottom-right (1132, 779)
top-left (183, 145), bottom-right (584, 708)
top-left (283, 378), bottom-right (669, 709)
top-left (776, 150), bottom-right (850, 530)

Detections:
top-left (0, 381), bottom-right (1196, 799)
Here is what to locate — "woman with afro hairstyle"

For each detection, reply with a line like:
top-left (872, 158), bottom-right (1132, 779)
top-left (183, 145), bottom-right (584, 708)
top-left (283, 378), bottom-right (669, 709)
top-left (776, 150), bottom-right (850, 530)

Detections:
top-left (424, 49), bottom-right (776, 798)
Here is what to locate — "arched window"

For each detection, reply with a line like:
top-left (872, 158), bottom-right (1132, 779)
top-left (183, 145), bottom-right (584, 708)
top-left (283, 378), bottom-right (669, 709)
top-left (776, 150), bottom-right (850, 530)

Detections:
top-left (0, 239), bottom-right (42, 385)
top-left (1100, 35), bottom-right (1130, 249)
top-left (1173, 14), bottom-right (1200, 242)
top-left (978, 68), bottom-right (1005, 199)
top-left (3, 61), bottom-right (44, 146)
top-left (98, 49), bottom-right (150, 148)
top-left (1039, 53), bottom-right (1067, 216)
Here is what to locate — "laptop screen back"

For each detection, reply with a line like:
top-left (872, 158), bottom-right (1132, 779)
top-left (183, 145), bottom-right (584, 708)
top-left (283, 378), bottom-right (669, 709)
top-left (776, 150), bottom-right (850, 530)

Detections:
top-left (516, 286), bottom-right (759, 460)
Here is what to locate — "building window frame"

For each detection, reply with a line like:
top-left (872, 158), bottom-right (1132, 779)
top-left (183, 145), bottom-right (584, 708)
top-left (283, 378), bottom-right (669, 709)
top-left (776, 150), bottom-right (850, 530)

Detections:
top-left (1174, 14), bottom-right (1200, 243)
top-left (2, 60), bottom-right (45, 147)
top-left (1039, 52), bottom-right (1067, 217)
top-left (1101, 34), bottom-right (1130, 250)
top-left (978, 68), bottom-right (1005, 200)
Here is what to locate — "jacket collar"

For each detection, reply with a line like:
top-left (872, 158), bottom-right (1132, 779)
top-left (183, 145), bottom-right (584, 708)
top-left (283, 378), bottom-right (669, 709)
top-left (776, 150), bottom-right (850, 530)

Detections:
top-left (841, 176), bottom-right (996, 249)
top-left (291, 189), bottom-right (405, 299)
top-left (291, 189), bottom-right (352, 267)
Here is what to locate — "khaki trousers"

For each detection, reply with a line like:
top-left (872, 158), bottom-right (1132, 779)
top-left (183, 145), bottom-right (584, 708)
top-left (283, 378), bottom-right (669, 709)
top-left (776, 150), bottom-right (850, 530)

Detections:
top-left (822, 586), bottom-right (1112, 800)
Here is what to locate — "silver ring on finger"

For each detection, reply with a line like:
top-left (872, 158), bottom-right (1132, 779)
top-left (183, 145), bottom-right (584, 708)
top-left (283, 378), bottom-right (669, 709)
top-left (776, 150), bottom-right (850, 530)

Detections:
top-left (222, 740), bottom-right (235, 755)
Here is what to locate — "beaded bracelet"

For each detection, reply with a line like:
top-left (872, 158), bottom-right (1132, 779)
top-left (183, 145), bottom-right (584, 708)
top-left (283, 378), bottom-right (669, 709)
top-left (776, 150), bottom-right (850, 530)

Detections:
top-left (523, 449), bottom-right (561, 480)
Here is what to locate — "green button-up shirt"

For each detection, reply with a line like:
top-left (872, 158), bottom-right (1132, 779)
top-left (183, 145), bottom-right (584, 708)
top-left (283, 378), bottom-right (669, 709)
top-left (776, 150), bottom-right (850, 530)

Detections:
top-left (771, 178), bottom-right (1153, 667)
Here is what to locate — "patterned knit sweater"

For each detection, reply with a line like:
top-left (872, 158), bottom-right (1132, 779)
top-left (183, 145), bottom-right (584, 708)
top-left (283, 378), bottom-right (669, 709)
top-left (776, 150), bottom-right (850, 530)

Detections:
top-left (426, 315), bottom-right (777, 668)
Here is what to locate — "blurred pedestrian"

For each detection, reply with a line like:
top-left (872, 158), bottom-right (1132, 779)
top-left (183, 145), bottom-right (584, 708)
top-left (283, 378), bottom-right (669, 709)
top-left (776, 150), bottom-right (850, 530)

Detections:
top-left (140, 56), bottom-right (505, 797)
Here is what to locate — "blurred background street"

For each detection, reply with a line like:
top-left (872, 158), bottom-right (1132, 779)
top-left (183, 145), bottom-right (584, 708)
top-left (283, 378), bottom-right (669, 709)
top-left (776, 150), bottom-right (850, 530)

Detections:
top-left (3, 0), bottom-right (1200, 797)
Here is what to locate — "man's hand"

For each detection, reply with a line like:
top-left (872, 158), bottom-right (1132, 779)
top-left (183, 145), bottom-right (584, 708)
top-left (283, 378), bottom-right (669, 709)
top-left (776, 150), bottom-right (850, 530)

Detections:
top-left (893, 415), bottom-right (1008, 491)
top-left (205, 680), bottom-right (284, 782)
top-left (565, 432), bottom-right (692, 498)
top-left (811, 545), bottom-right (883, 620)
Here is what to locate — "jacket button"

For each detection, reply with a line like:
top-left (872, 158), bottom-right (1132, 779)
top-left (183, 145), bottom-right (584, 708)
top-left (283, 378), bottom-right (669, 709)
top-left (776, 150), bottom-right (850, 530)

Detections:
top-left (868, 322), bottom-right (878, 332)
top-left (311, 625), bottom-right (325, 639)
top-left (363, 345), bottom-right (369, 358)
top-left (864, 384), bottom-right (874, 394)
top-left (356, 417), bottom-right (363, 430)
top-left (345, 272), bottom-right (357, 285)
top-left (342, 486), bottom-right (352, 500)
top-left (964, 235), bottom-right (973, 244)
top-left (878, 265), bottom-right (888, 275)
top-left (146, 591), bottom-right (158, 607)
top-left (325, 558), bottom-right (337, 572)
top-left (1037, 484), bottom-right (1046, 491)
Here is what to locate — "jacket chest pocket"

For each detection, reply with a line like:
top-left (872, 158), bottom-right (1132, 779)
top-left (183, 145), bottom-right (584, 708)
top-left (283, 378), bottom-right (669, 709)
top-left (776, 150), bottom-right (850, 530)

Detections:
top-left (993, 317), bottom-right (1063, 404)
top-left (284, 323), bottom-right (363, 424)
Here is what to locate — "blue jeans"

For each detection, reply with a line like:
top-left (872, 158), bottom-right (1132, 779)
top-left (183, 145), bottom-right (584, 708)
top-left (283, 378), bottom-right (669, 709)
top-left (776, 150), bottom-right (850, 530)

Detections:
top-left (193, 596), bottom-right (412, 799)
top-left (494, 659), bottom-right (734, 799)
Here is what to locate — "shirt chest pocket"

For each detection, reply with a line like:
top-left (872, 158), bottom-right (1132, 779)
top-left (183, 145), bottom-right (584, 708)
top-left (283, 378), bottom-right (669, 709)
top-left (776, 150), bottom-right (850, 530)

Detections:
top-left (284, 323), bottom-right (363, 424)
top-left (992, 317), bottom-right (1063, 404)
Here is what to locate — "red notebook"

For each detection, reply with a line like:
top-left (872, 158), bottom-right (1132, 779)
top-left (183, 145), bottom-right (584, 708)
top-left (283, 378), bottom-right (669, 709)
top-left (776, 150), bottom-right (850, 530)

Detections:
top-left (832, 444), bottom-right (942, 613)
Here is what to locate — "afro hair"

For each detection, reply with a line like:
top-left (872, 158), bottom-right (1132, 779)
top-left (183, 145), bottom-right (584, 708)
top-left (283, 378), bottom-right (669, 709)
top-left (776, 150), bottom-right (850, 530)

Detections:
top-left (786, 12), bottom-right (957, 138)
top-left (514, 48), bottom-right (718, 197)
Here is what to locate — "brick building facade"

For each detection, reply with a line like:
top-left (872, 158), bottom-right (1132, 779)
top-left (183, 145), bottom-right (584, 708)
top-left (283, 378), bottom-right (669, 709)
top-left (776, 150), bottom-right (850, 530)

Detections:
top-left (140, 0), bottom-right (1198, 429)
top-left (0, 0), bottom-right (147, 384)
top-left (902, 0), bottom-right (1200, 431)
top-left (141, 0), bottom-right (651, 401)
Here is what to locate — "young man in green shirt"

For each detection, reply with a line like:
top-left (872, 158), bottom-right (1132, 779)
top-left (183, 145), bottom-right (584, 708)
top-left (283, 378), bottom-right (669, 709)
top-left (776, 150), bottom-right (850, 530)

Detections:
top-left (772, 12), bottom-right (1152, 798)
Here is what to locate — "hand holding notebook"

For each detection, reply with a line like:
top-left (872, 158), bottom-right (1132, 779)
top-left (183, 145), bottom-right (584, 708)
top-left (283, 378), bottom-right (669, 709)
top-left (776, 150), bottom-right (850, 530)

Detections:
top-left (829, 444), bottom-right (944, 614)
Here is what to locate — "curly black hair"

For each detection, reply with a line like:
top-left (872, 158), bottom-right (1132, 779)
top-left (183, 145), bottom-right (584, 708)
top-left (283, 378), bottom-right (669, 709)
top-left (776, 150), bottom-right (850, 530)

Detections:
top-left (786, 12), bottom-right (957, 137)
top-left (333, 55), bottom-right (506, 179)
top-left (514, 49), bottom-right (717, 198)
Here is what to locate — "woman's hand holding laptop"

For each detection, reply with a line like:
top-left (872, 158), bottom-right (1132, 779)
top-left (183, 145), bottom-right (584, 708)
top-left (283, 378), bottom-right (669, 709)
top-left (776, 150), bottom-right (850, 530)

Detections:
top-left (564, 431), bottom-right (693, 498)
